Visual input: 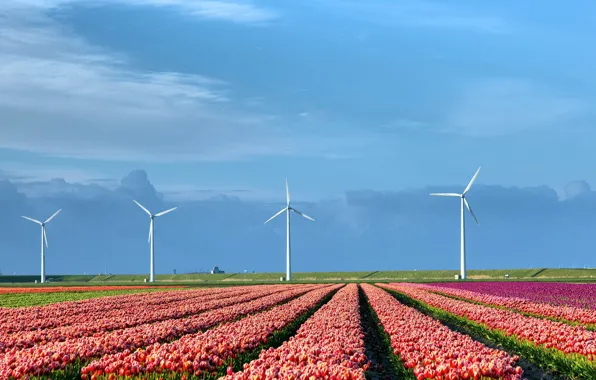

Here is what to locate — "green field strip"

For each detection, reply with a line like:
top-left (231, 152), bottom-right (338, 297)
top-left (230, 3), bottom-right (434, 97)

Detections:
top-left (359, 271), bottom-right (379, 279)
top-left (530, 268), bottom-right (548, 277)
top-left (4, 267), bottom-right (596, 285)
top-left (536, 268), bottom-right (596, 278)
top-left (294, 271), bottom-right (373, 280)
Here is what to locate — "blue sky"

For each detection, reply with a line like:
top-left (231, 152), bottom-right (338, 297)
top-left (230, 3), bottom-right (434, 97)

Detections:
top-left (2, 0), bottom-right (596, 197)
top-left (1, 0), bottom-right (596, 274)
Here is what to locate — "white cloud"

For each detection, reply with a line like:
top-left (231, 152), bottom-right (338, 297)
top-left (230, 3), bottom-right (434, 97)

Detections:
top-left (3, 0), bottom-right (278, 24)
top-left (148, 0), bottom-right (278, 24)
top-left (0, 163), bottom-right (110, 184)
top-left (159, 184), bottom-right (274, 201)
top-left (0, 1), bottom-right (358, 162)
top-left (446, 78), bottom-right (582, 137)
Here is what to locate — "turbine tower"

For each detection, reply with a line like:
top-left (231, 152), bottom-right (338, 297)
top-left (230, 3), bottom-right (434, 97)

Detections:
top-left (264, 179), bottom-right (315, 281)
top-left (22, 209), bottom-right (62, 284)
top-left (430, 167), bottom-right (481, 280)
top-left (134, 200), bottom-right (177, 283)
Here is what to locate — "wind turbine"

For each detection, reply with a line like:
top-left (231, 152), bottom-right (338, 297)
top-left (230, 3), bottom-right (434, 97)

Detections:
top-left (134, 200), bottom-right (177, 283)
top-left (22, 209), bottom-right (62, 284)
top-left (430, 167), bottom-right (481, 280)
top-left (264, 179), bottom-right (315, 282)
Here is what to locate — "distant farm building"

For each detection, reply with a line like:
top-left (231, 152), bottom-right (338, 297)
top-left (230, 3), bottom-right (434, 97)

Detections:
top-left (211, 266), bottom-right (225, 274)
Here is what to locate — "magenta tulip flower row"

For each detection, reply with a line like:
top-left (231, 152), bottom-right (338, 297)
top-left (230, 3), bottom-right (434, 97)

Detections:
top-left (430, 282), bottom-right (596, 310)
top-left (422, 283), bottom-right (596, 326)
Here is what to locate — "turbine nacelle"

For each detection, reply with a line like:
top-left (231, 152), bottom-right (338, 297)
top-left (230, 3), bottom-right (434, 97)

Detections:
top-left (264, 206), bottom-right (316, 225)
top-left (429, 166), bottom-right (481, 225)
top-left (134, 200), bottom-right (177, 243)
top-left (22, 209), bottom-right (62, 247)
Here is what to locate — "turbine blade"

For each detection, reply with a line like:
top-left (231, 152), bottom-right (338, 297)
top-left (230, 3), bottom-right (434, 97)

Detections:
top-left (134, 200), bottom-right (152, 216)
top-left (286, 179), bottom-right (290, 206)
top-left (464, 198), bottom-right (479, 225)
top-left (44, 209), bottom-right (61, 224)
top-left (148, 221), bottom-right (153, 243)
top-left (264, 208), bottom-right (287, 225)
top-left (22, 216), bottom-right (42, 225)
top-left (155, 207), bottom-right (177, 217)
top-left (43, 227), bottom-right (48, 247)
top-left (291, 208), bottom-right (315, 222)
top-left (463, 166), bottom-right (481, 195)
top-left (429, 193), bottom-right (461, 197)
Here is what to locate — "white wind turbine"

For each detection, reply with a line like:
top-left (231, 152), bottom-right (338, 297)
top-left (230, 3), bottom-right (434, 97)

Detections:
top-left (430, 167), bottom-right (481, 280)
top-left (134, 200), bottom-right (177, 283)
top-left (264, 179), bottom-right (315, 281)
top-left (22, 209), bottom-right (62, 284)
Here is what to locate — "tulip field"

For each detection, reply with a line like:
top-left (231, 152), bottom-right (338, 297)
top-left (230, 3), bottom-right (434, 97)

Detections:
top-left (1, 282), bottom-right (596, 379)
top-left (0, 287), bottom-right (177, 308)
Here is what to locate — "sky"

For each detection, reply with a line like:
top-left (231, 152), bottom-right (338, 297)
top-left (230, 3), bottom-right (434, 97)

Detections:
top-left (1, 0), bottom-right (596, 275)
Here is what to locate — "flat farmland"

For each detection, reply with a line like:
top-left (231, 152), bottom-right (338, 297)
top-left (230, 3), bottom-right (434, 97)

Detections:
top-left (3, 268), bottom-right (596, 286)
top-left (1, 281), bottom-right (596, 379)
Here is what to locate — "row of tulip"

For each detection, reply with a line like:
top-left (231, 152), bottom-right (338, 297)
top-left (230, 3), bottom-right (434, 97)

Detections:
top-left (361, 284), bottom-right (523, 380)
top-left (224, 284), bottom-right (369, 380)
top-left (0, 286), bottom-right (256, 334)
top-left (0, 290), bottom-right (166, 309)
top-left (81, 284), bottom-right (341, 378)
top-left (432, 282), bottom-right (596, 310)
top-left (0, 286), bottom-right (180, 294)
top-left (0, 285), bottom-right (297, 353)
top-left (423, 283), bottom-right (596, 326)
top-left (382, 283), bottom-right (596, 359)
top-left (0, 284), bottom-right (324, 379)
